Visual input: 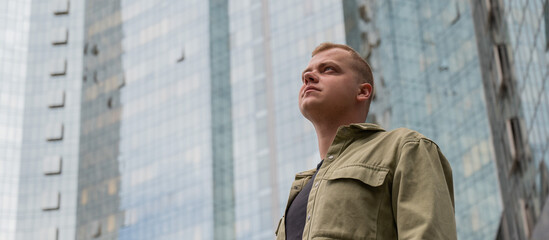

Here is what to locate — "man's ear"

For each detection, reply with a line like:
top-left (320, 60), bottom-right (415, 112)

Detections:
top-left (357, 83), bottom-right (373, 102)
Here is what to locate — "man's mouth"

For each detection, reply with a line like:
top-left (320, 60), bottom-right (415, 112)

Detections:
top-left (303, 86), bottom-right (320, 95)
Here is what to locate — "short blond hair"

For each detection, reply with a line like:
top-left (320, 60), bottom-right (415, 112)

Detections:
top-left (312, 42), bottom-right (374, 89)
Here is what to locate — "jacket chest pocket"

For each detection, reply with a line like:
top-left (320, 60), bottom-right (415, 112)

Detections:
top-left (310, 165), bottom-right (389, 240)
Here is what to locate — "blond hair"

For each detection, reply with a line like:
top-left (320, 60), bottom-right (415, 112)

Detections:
top-left (312, 42), bottom-right (374, 89)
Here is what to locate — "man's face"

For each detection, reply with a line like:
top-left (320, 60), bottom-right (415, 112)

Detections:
top-left (299, 48), bottom-right (363, 119)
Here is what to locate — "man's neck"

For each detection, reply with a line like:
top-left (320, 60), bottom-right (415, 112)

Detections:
top-left (314, 123), bottom-right (340, 160)
top-left (313, 119), bottom-right (360, 159)
top-left (307, 107), bottom-right (368, 160)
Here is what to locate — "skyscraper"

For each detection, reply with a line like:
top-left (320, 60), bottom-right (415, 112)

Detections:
top-left (364, 0), bottom-right (549, 239)
top-left (0, 0), bottom-right (31, 239)
top-left (1, 0), bottom-right (547, 240)
top-left (471, 0), bottom-right (549, 239)
top-left (1, 0), bottom-right (346, 239)
top-left (13, 0), bottom-right (85, 239)
top-left (363, 0), bottom-right (502, 238)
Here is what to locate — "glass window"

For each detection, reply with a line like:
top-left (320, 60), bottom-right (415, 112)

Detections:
top-left (493, 44), bottom-right (510, 90)
top-left (506, 116), bottom-right (524, 163)
top-left (39, 228), bottom-right (58, 240)
top-left (90, 221), bottom-right (101, 238)
top-left (43, 155), bottom-right (62, 175)
top-left (50, 59), bottom-right (67, 76)
top-left (48, 90), bottom-right (65, 108)
top-left (46, 123), bottom-right (64, 141)
top-left (51, 28), bottom-right (68, 45)
top-left (41, 192), bottom-right (60, 211)
top-left (359, 4), bottom-right (371, 22)
top-left (51, 0), bottom-right (69, 15)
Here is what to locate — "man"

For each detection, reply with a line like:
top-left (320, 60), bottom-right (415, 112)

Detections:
top-left (275, 43), bottom-right (457, 239)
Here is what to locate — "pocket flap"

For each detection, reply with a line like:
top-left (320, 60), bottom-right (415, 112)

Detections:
top-left (326, 164), bottom-right (389, 187)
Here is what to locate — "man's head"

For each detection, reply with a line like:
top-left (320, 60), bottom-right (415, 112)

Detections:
top-left (299, 42), bottom-right (374, 124)
top-left (311, 43), bottom-right (374, 87)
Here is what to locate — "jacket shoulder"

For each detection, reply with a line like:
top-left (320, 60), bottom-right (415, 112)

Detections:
top-left (357, 128), bottom-right (441, 166)
top-left (380, 128), bottom-right (437, 147)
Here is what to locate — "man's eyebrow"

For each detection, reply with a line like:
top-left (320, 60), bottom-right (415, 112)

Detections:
top-left (318, 61), bottom-right (338, 69)
top-left (301, 61), bottom-right (339, 77)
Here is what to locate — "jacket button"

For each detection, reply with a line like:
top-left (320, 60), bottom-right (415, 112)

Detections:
top-left (307, 215), bottom-right (311, 220)
top-left (328, 155), bottom-right (334, 159)
top-left (314, 182), bottom-right (319, 187)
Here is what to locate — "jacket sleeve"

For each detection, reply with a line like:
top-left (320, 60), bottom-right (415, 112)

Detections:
top-left (391, 138), bottom-right (457, 240)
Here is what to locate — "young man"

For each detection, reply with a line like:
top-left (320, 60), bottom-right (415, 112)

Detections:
top-left (275, 43), bottom-right (457, 240)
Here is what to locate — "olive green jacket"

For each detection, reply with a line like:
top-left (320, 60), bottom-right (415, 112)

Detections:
top-left (275, 123), bottom-right (456, 240)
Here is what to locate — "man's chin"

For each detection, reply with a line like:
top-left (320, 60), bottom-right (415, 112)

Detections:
top-left (299, 101), bottom-right (322, 118)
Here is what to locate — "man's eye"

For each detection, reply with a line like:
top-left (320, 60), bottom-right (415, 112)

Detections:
top-left (324, 66), bottom-right (335, 72)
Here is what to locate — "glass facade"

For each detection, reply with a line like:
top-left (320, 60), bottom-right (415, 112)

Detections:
top-left (504, 0), bottom-right (549, 237)
top-left (106, 1), bottom-right (214, 239)
top-left (228, 1), bottom-right (345, 239)
top-left (76, 0), bottom-right (124, 238)
top-left (365, 0), bottom-right (502, 239)
top-left (14, 0), bottom-right (85, 239)
top-left (468, 0), bottom-right (549, 238)
top-left (505, 0), bottom-right (549, 181)
top-left (2, 0), bottom-right (548, 239)
top-left (0, 1), bottom-right (31, 239)
top-left (73, 1), bottom-right (347, 239)
top-left (210, 0), bottom-right (235, 239)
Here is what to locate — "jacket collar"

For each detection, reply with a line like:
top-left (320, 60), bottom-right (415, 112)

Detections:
top-left (295, 123), bottom-right (385, 179)
top-left (346, 123), bottom-right (385, 132)
top-left (333, 123), bottom-right (385, 139)
top-left (295, 168), bottom-right (316, 180)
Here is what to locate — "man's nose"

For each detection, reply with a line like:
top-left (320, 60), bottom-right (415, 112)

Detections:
top-left (303, 71), bottom-right (318, 84)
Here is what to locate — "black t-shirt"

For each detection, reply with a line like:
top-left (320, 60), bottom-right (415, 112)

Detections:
top-left (285, 161), bottom-right (323, 240)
